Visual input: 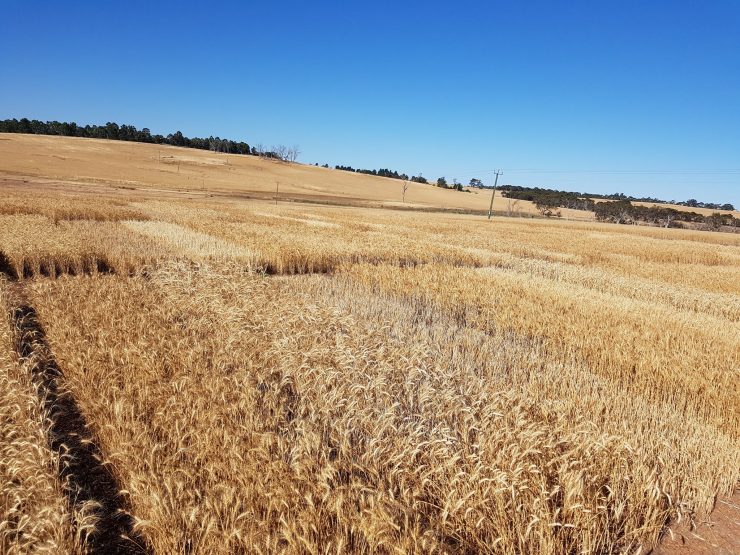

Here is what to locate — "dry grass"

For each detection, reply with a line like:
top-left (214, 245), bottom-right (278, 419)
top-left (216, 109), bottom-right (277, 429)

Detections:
top-left (0, 186), bottom-right (738, 554)
top-left (0, 133), bottom-right (569, 214)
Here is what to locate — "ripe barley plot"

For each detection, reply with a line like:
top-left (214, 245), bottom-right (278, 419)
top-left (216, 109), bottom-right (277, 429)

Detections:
top-left (0, 189), bottom-right (738, 554)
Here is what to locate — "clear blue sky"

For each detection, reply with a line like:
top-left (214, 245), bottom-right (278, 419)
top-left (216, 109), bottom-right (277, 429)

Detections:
top-left (2, 1), bottom-right (739, 205)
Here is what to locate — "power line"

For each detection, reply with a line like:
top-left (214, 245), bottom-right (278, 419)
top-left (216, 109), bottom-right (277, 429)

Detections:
top-left (503, 169), bottom-right (740, 175)
top-left (443, 168), bottom-right (740, 179)
top-left (431, 168), bottom-right (739, 189)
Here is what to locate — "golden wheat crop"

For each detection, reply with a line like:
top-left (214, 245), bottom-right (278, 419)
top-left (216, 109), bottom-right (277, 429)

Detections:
top-left (182, 208), bottom-right (481, 273)
top-left (0, 214), bottom-right (174, 278)
top-left (0, 188), bottom-right (738, 554)
top-left (341, 263), bottom-right (740, 437)
top-left (18, 266), bottom-right (668, 553)
top-left (0, 191), bottom-right (151, 223)
top-left (0, 280), bottom-right (82, 554)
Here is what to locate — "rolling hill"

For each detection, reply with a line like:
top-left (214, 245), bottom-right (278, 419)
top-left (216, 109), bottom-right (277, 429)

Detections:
top-left (0, 134), bottom-right (594, 218)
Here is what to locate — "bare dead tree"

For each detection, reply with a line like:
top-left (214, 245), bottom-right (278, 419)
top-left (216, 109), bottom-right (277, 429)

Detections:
top-left (271, 145), bottom-right (288, 161)
top-left (616, 209), bottom-right (632, 225)
top-left (287, 145), bottom-right (300, 163)
top-left (402, 179), bottom-right (409, 203)
top-left (507, 197), bottom-right (521, 217)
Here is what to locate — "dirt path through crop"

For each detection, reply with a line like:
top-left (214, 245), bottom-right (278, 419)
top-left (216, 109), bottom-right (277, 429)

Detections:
top-left (653, 493), bottom-right (740, 554)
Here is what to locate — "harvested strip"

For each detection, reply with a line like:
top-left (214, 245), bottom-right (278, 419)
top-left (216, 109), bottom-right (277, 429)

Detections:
top-left (253, 212), bottom-right (342, 228)
top-left (123, 220), bottom-right (254, 263)
top-left (476, 253), bottom-right (740, 322)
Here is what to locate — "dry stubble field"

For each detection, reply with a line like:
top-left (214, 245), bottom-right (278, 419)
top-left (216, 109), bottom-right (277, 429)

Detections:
top-left (0, 179), bottom-right (739, 554)
top-left (0, 134), bottom-right (598, 218)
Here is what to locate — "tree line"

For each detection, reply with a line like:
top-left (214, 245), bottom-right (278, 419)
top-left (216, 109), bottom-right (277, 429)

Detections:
top-left (502, 187), bottom-right (596, 211)
top-left (501, 185), bottom-right (734, 211)
top-left (435, 177), bottom-right (466, 191)
top-left (333, 165), bottom-right (435, 185)
top-left (334, 165), bottom-right (410, 180)
top-left (592, 200), bottom-right (738, 230)
top-left (497, 186), bottom-right (738, 229)
top-left (0, 118), bottom-right (303, 161)
top-left (592, 192), bottom-right (733, 211)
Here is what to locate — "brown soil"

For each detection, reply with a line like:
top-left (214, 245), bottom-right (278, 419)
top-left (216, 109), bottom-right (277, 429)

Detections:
top-left (653, 493), bottom-right (740, 554)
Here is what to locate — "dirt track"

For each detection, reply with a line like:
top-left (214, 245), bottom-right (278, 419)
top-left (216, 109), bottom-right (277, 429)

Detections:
top-left (654, 493), bottom-right (739, 554)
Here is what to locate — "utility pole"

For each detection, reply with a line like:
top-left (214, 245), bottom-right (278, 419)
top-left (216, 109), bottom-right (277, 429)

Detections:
top-left (487, 170), bottom-right (503, 219)
top-left (275, 181), bottom-right (279, 205)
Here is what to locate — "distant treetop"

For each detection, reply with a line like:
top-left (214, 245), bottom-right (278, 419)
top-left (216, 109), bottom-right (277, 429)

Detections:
top-left (0, 117), bottom-right (256, 156)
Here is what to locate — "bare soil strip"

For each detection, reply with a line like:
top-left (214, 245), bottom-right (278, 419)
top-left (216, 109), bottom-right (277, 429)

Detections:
top-left (653, 493), bottom-right (740, 554)
top-left (4, 278), bottom-right (148, 554)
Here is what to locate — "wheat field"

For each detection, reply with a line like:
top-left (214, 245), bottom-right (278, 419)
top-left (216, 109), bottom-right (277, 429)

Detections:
top-left (1, 182), bottom-right (738, 554)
